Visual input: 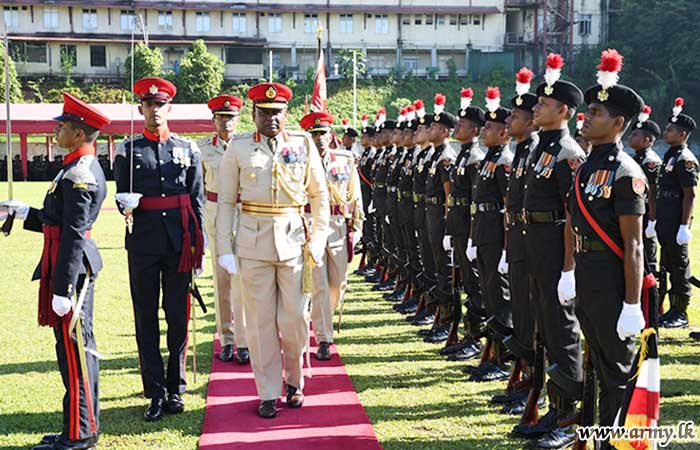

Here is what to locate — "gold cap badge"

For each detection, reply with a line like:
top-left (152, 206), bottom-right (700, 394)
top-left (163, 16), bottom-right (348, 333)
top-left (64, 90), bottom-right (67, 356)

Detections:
top-left (544, 85), bottom-right (554, 96)
top-left (149, 85), bottom-right (159, 94)
top-left (265, 86), bottom-right (277, 99)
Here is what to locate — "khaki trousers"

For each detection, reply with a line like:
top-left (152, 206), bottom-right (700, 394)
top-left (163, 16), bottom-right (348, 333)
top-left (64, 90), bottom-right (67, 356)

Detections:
top-left (239, 255), bottom-right (310, 401)
top-left (311, 243), bottom-right (349, 343)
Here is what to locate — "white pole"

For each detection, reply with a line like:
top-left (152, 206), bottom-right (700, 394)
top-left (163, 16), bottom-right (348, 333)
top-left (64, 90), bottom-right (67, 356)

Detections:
top-left (352, 51), bottom-right (357, 128)
top-left (269, 50), bottom-right (273, 82)
top-left (3, 19), bottom-right (12, 199)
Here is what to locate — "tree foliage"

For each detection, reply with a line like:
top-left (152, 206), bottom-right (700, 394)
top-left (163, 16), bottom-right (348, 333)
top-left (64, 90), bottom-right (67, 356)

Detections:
top-left (175, 40), bottom-right (224, 103)
top-left (0, 42), bottom-right (22, 103)
top-left (124, 43), bottom-right (164, 88)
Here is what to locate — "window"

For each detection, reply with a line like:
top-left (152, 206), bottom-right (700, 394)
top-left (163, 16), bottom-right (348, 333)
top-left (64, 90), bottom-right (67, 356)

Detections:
top-left (268, 13), bottom-right (282, 33)
top-left (82, 9), bottom-right (97, 30)
top-left (459, 14), bottom-right (469, 26)
top-left (195, 12), bottom-right (210, 32)
top-left (90, 45), bottom-right (106, 67)
top-left (374, 14), bottom-right (388, 34)
top-left (425, 15), bottom-right (433, 26)
top-left (120, 10), bottom-right (135, 30)
top-left (225, 46), bottom-right (262, 64)
top-left (60, 44), bottom-right (77, 67)
top-left (3, 6), bottom-right (19, 28)
top-left (304, 13), bottom-right (318, 34)
top-left (578, 14), bottom-right (592, 35)
top-left (232, 13), bottom-right (246, 33)
top-left (450, 15), bottom-right (458, 26)
top-left (26, 43), bottom-right (48, 63)
top-left (414, 14), bottom-right (422, 25)
top-left (43, 7), bottom-right (58, 29)
top-left (436, 15), bottom-right (445, 26)
top-left (401, 15), bottom-right (410, 26)
top-left (368, 54), bottom-right (386, 69)
top-left (472, 15), bottom-right (481, 26)
top-left (158, 11), bottom-right (173, 31)
top-left (340, 14), bottom-right (353, 33)
top-left (403, 56), bottom-right (419, 71)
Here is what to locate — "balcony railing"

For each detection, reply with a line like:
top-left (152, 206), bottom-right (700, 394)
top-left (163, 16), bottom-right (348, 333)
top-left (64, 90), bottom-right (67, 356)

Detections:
top-left (505, 0), bottom-right (540, 6)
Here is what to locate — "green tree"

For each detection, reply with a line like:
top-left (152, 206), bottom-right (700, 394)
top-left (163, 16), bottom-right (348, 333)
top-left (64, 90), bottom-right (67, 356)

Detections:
top-left (175, 40), bottom-right (224, 103)
top-left (337, 49), bottom-right (367, 79)
top-left (0, 42), bottom-right (22, 102)
top-left (60, 46), bottom-right (76, 88)
top-left (124, 43), bottom-right (164, 88)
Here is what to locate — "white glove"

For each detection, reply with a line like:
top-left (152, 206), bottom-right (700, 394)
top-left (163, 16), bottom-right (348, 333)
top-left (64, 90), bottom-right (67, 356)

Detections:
top-left (466, 238), bottom-right (477, 262)
top-left (218, 254), bottom-right (238, 275)
top-left (384, 215), bottom-right (390, 224)
top-left (676, 224), bottom-right (692, 245)
top-left (309, 238), bottom-right (326, 267)
top-left (557, 270), bottom-right (576, 304)
top-left (497, 250), bottom-right (509, 275)
top-left (616, 302), bottom-right (646, 341)
top-left (644, 220), bottom-right (657, 239)
top-left (0, 199), bottom-right (29, 220)
top-left (367, 201), bottom-right (375, 214)
top-left (115, 192), bottom-right (143, 210)
top-left (442, 235), bottom-right (452, 251)
top-left (52, 294), bottom-right (72, 317)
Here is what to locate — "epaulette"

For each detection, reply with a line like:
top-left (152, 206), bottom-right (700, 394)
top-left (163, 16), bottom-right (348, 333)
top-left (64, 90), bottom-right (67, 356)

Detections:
top-left (496, 147), bottom-right (514, 166)
top-left (114, 134), bottom-right (143, 158)
top-left (63, 155), bottom-right (98, 187)
top-left (466, 144), bottom-right (485, 166)
top-left (677, 147), bottom-right (699, 165)
top-left (641, 149), bottom-right (662, 166)
top-left (438, 145), bottom-right (457, 163)
top-left (615, 150), bottom-right (646, 181)
top-left (556, 134), bottom-right (586, 162)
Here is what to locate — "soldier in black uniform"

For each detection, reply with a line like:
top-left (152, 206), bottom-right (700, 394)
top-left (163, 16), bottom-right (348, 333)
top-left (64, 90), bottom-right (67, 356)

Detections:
top-left (656, 98), bottom-right (698, 328)
top-left (515, 55), bottom-right (584, 448)
top-left (496, 74), bottom-right (540, 413)
top-left (384, 115), bottom-right (408, 301)
top-left (375, 119), bottom-right (399, 291)
top-left (113, 77), bottom-right (204, 422)
top-left (467, 88), bottom-right (513, 382)
top-left (0, 156), bottom-right (6, 181)
top-left (423, 95), bottom-right (458, 343)
top-left (442, 89), bottom-right (486, 361)
top-left (2, 93), bottom-right (109, 450)
top-left (629, 107), bottom-right (662, 284)
top-left (369, 113), bottom-right (390, 286)
top-left (355, 116), bottom-right (377, 277)
top-left (567, 54), bottom-right (648, 449)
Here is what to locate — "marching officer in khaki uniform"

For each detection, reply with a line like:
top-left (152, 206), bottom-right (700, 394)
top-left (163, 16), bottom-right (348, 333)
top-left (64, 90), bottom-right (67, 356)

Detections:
top-left (215, 83), bottom-right (330, 419)
top-left (300, 111), bottom-right (364, 360)
top-left (198, 95), bottom-right (249, 364)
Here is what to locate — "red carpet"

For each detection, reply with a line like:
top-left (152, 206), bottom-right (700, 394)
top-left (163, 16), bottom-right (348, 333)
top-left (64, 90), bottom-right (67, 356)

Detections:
top-left (198, 332), bottom-right (382, 450)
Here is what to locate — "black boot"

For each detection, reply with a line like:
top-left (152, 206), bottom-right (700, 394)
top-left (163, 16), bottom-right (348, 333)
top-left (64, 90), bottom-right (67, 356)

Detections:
top-left (526, 398), bottom-right (577, 449)
top-left (448, 340), bottom-right (482, 361)
top-left (661, 295), bottom-right (690, 328)
top-left (512, 407), bottom-right (557, 438)
top-left (144, 398), bottom-right (164, 422)
top-left (424, 323), bottom-right (451, 343)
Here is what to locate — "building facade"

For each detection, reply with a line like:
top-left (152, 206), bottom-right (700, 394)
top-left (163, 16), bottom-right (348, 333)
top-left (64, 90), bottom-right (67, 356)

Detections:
top-left (3, 0), bottom-right (606, 81)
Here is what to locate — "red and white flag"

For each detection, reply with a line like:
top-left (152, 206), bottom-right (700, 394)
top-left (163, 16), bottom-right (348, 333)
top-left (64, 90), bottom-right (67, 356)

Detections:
top-left (311, 48), bottom-right (327, 112)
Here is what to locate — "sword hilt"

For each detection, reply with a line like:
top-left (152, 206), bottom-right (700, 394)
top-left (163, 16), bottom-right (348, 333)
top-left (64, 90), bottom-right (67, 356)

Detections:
top-left (1, 211), bottom-right (15, 236)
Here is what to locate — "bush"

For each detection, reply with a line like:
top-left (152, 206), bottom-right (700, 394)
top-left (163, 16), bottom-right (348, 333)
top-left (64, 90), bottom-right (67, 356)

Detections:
top-left (124, 43), bottom-right (164, 88)
top-left (175, 40), bottom-right (224, 103)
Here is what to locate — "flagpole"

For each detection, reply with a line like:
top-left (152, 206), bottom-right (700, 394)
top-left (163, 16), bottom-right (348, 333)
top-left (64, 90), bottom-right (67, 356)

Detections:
top-left (352, 50), bottom-right (357, 128)
top-left (268, 50), bottom-right (273, 82)
top-left (3, 19), bottom-right (12, 201)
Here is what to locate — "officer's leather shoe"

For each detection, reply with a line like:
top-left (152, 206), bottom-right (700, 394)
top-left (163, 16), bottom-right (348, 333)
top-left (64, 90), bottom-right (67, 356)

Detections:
top-left (661, 310), bottom-right (689, 328)
top-left (491, 387), bottom-right (529, 405)
top-left (469, 363), bottom-right (510, 382)
top-left (144, 398), bottom-right (164, 422)
top-left (219, 344), bottom-right (234, 362)
top-left (236, 347), bottom-right (250, 364)
top-left (448, 342), bottom-right (482, 361)
top-left (526, 426), bottom-right (576, 449)
top-left (512, 408), bottom-right (557, 438)
top-left (462, 359), bottom-right (492, 374)
top-left (424, 324), bottom-right (451, 343)
top-left (501, 395), bottom-right (545, 415)
top-left (165, 393), bottom-right (185, 414)
top-left (33, 435), bottom-right (98, 450)
top-left (316, 341), bottom-right (332, 360)
top-left (40, 434), bottom-right (61, 445)
top-left (258, 400), bottom-right (277, 418)
top-left (286, 385), bottom-right (304, 408)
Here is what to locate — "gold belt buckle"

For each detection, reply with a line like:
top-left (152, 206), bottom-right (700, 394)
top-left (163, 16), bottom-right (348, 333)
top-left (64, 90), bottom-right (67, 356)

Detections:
top-left (447, 195), bottom-right (455, 207)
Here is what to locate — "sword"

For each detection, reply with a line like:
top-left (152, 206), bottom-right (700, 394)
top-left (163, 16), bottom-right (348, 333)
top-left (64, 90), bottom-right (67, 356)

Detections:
top-left (69, 268), bottom-right (92, 335)
top-left (189, 274), bottom-right (198, 384)
top-left (2, 20), bottom-right (16, 237)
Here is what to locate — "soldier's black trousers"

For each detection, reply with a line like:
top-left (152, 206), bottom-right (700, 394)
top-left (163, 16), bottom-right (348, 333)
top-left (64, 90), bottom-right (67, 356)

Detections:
top-left (658, 237), bottom-right (691, 299)
top-left (507, 224), bottom-right (535, 358)
top-left (426, 205), bottom-right (451, 295)
top-left (452, 234), bottom-right (481, 300)
top-left (54, 273), bottom-right (99, 442)
top-left (415, 207), bottom-right (436, 285)
top-left (643, 235), bottom-right (657, 272)
top-left (525, 221), bottom-right (583, 397)
top-left (575, 251), bottom-right (636, 430)
top-left (128, 251), bottom-right (191, 399)
top-left (399, 203), bottom-right (422, 281)
top-left (361, 185), bottom-right (376, 247)
top-left (476, 241), bottom-right (511, 330)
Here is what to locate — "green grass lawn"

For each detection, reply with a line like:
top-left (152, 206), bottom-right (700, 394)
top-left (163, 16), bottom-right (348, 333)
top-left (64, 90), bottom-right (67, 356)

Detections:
top-left (1, 181), bottom-right (700, 450)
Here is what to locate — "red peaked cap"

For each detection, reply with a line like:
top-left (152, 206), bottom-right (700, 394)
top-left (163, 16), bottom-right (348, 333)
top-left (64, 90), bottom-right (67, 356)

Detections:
top-left (247, 82), bottom-right (293, 109)
top-left (207, 95), bottom-right (243, 114)
top-left (300, 111), bottom-right (334, 132)
top-left (54, 93), bottom-right (111, 130)
top-left (133, 77), bottom-right (177, 103)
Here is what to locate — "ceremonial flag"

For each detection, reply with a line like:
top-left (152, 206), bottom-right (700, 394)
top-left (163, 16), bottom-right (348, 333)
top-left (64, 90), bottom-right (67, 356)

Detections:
top-left (311, 47), bottom-right (327, 113)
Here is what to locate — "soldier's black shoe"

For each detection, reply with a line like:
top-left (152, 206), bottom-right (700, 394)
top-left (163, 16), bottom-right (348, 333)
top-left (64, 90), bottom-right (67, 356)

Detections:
top-left (286, 385), bottom-right (304, 408)
top-left (526, 426), bottom-right (576, 449)
top-left (219, 344), bottom-right (235, 362)
top-left (385, 288), bottom-right (405, 302)
top-left (501, 396), bottom-right (545, 415)
top-left (40, 435), bottom-right (61, 445)
top-left (658, 307), bottom-right (680, 327)
top-left (236, 347), bottom-right (250, 364)
top-left (448, 341), bottom-right (483, 361)
top-left (491, 387), bottom-right (529, 405)
top-left (469, 363), bottom-right (510, 382)
top-left (424, 324), bottom-right (451, 343)
top-left (33, 435), bottom-right (98, 450)
top-left (440, 337), bottom-right (471, 355)
top-left (410, 310), bottom-right (436, 325)
top-left (316, 341), bottom-right (332, 360)
top-left (690, 331), bottom-right (700, 340)
top-left (165, 393), bottom-right (185, 414)
top-left (144, 398), bottom-right (164, 422)
top-left (258, 400), bottom-right (277, 418)
top-left (365, 272), bottom-right (381, 283)
top-left (661, 310), bottom-right (689, 328)
top-left (374, 280), bottom-right (395, 292)
top-left (512, 408), bottom-right (557, 438)
top-left (394, 296), bottom-right (417, 313)
top-left (462, 360), bottom-right (492, 374)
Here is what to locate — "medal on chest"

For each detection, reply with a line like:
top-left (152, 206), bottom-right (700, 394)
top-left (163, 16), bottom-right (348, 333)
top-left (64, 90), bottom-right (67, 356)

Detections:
top-left (480, 160), bottom-right (497, 179)
top-left (585, 169), bottom-right (614, 199)
top-left (665, 156), bottom-right (676, 173)
top-left (534, 151), bottom-right (556, 179)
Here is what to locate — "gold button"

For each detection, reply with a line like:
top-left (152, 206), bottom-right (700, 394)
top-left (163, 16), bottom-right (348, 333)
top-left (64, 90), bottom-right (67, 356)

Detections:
top-left (250, 172), bottom-right (256, 179)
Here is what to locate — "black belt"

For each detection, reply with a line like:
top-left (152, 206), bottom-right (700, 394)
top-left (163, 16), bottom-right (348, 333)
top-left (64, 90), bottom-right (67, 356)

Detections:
top-left (505, 210), bottom-right (526, 225)
top-left (658, 190), bottom-right (681, 199)
top-left (524, 210), bottom-right (565, 224)
top-left (399, 190), bottom-right (413, 199)
top-left (412, 193), bottom-right (425, 204)
top-left (425, 196), bottom-right (444, 205)
top-left (574, 234), bottom-right (607, 253)
top-left (447, 195), bottom-right (470, 207)
top-left (470, 202), bottom-right (502, 214)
